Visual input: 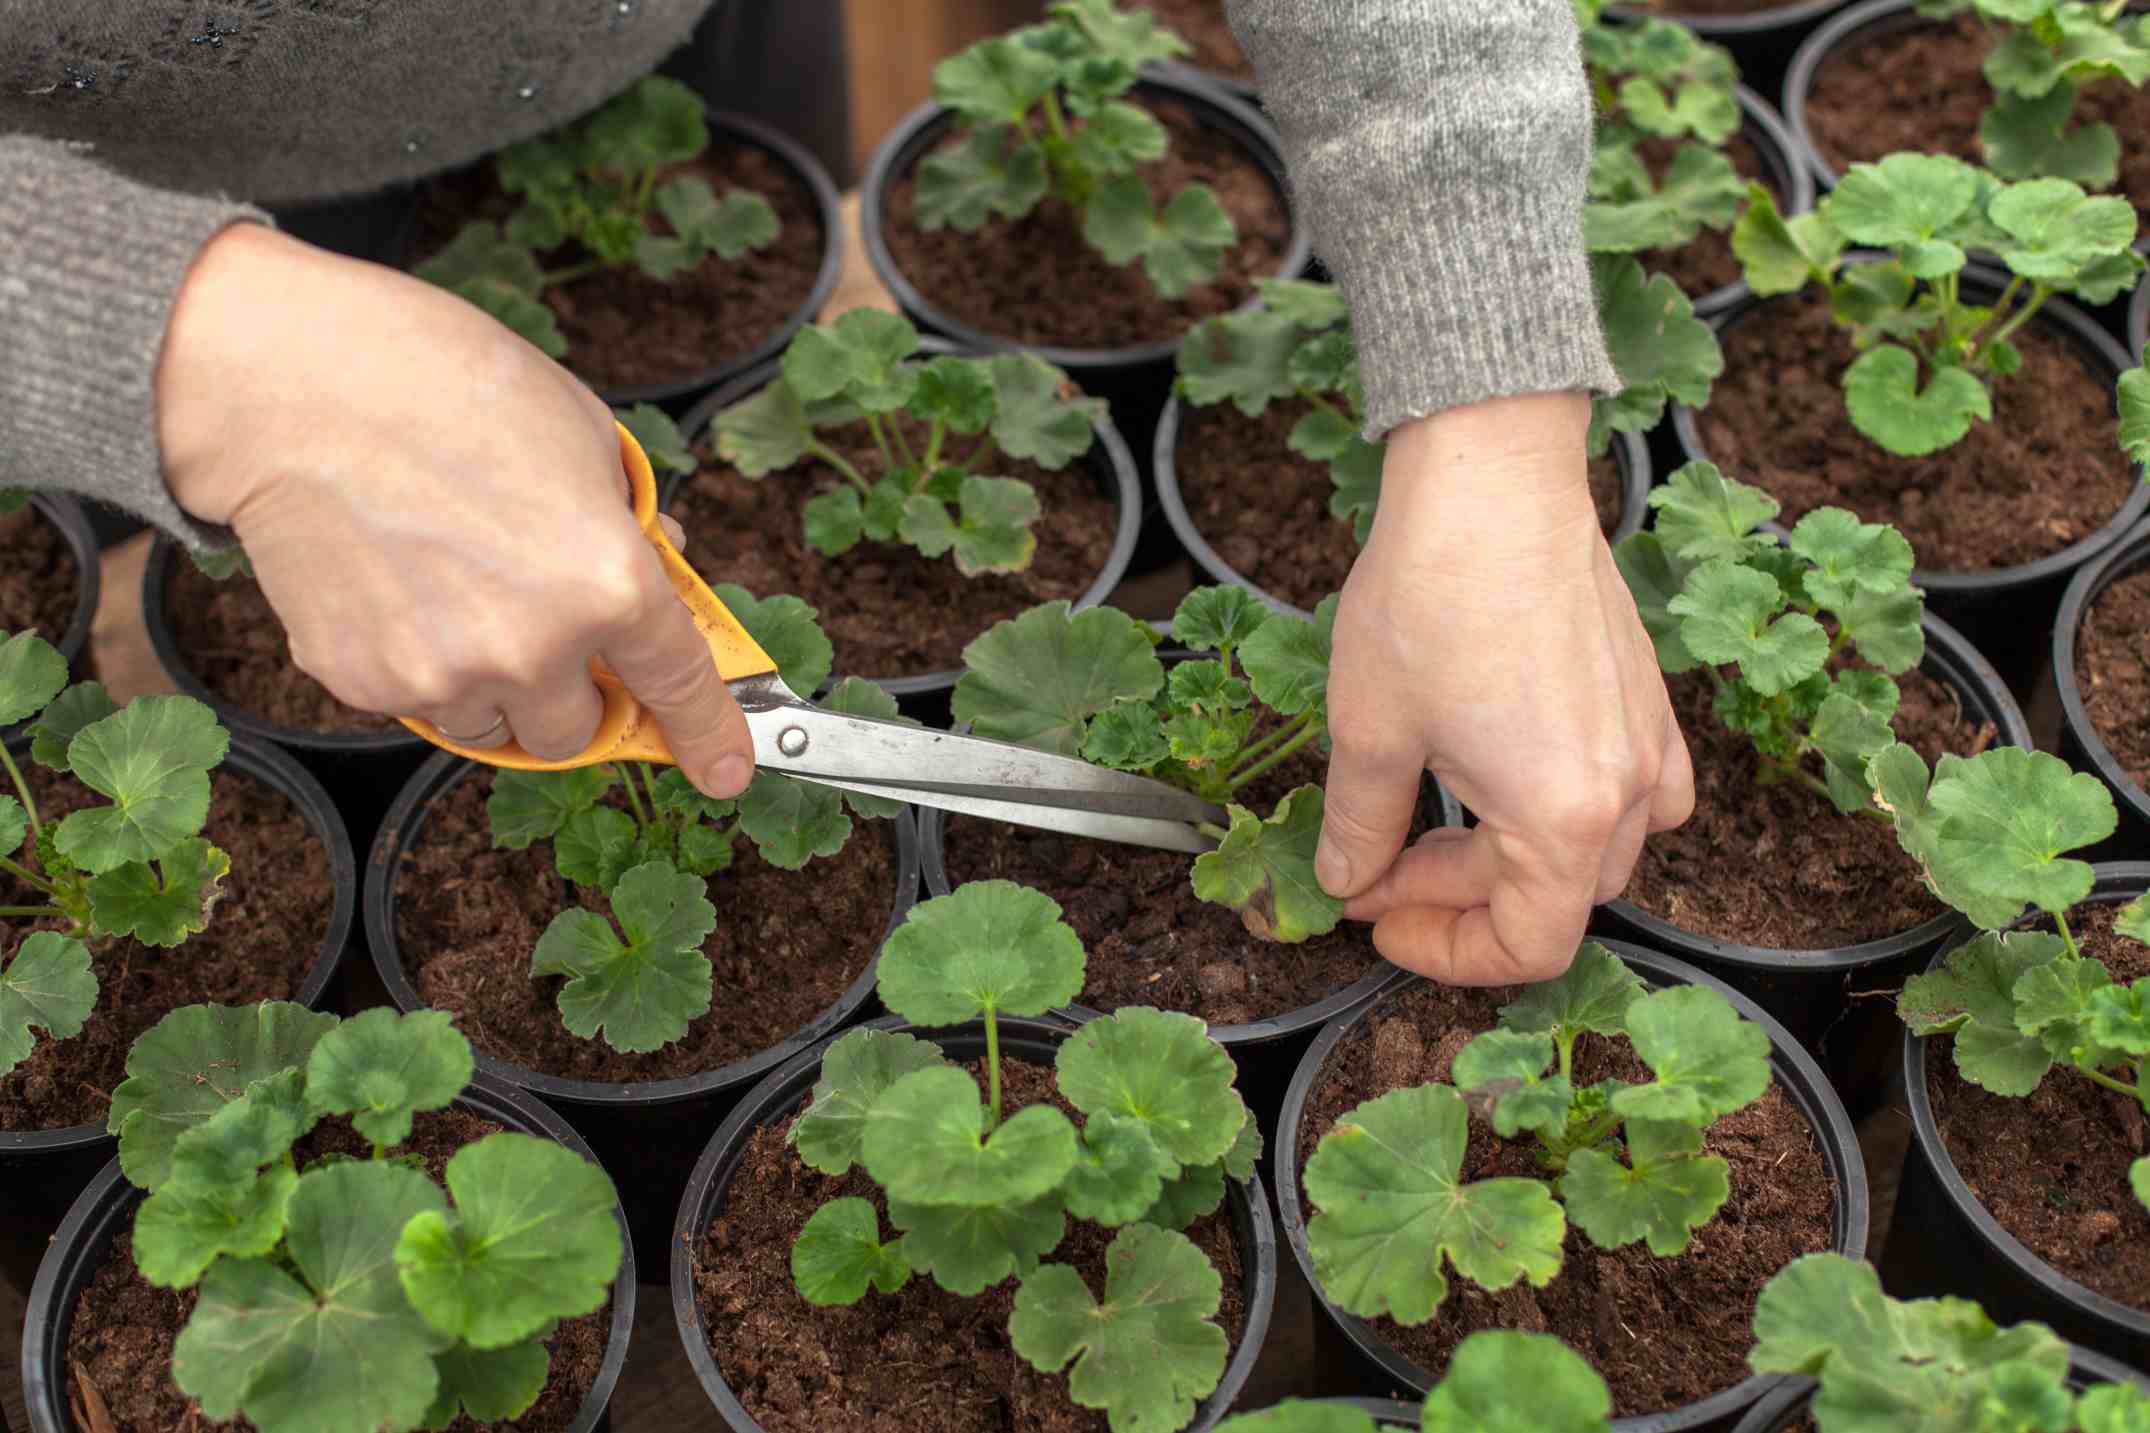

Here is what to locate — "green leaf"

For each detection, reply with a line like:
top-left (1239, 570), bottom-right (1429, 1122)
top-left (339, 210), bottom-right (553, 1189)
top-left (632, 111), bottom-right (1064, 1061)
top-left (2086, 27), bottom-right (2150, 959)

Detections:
top-left (1239, 596), bottom-right (1335, 718)
top-left (1733, 184), bottom-right (1846, 295)
top-left (1843, 346), bottom-right (1993, 457)
top-left (486, 767), bottom-right (614, 850)
top-left (1011, 1222), bottom-right (1226, 1433)
top-left (1898, 930), bottom-right (2065, 1095)
top-left (915, 126), bottom-right (1051, 230)
top-left (2131, 1157), bottom-right (2150, 1216)
top-left (2081, 1378), bottom-right (2150, 1433)
top-left (1615, 533), bottom-right (1702, 674)
top-left (1500, 941), bottom-right (1647, 1040)
top-left (165, 1068), bottom-right (310, 1193)
top-left (1648, 461), bottom-right (1779, 564)
top-left (1214, 1403), bottom-right (1374, 1433)
top-left (1072, 99), bottom-right (1169, 176)
top-left (1985, 7), bottom-right (2150, 96)
top-left (580, 75), bottom-right (705, 171)
top-left (793, 1196), bottom-right (911, 1304)
top-left (1171, 587), bottom-right (1271, 656)
top-left (814, 678), bottom-right (917, 819)
top-left (305, 1008), bottom-right (473, 1149)
top-left (1825, 153), bottom-right (1983, 271)
top-left (134, 1164), bottom-right (300, 1289)
top-left (934, 34), bottom-right (1061, 125)
top-left (108, 1001), bottom-right (341, 1190)
top-left (2012, 953), bottom-right (2112, 1062)
top-left (0, 932), bottom-right (96, 1080)
top-left (1191, 786), bottom-right (1341, 943)
top-left (426, 1339), bottom-right (551, 1426)
top-left (955, 602), bottom-right (1165, 755)
top-left (414, 222), bottom-right (544, 300)
top-left (877, 879), bottom-right (1086, 1025)
top-left (712, 582), bottom-right (834, 699)
top-left (554, 804), bottom-right (638, 889)
top-left (908, 355), bottom-right (998, 434)
top-left (84, 836), bottom-right (230, 947)
top-left (1303, 1084), bottom-right (1566, 1325)
top-left (988, 353), bottom-right (1103, 469)
top-left (1176, 309), bottom-right (1306, 416)
top-left (735, 770), bottom-right (851, 869)
top-left (652, 178), bottom-right (779, 265)
top-left (863, 1065), bottom-right (1078, 1206)
top-left (615, 403), bottom-right (695, 476)
top-left (790, 1027), bottom-right (951, 1176)
top-left (782, 310), bottom-right (921, 415)
top-left (2115, 894), bottom-right (2150, 944)
top-left (1062, 1111), bottom-right (1177, 1226)
top-left (1811, 693), bottom-right (1899, 815)
top-left (452, 279), bottom-right (567, 358)
top-left (1591, 258), bottom-right (1723, 440)
top-left (52, 695), bottom-right (229, 873)
top-left (1989, 176), bottom-right (2140, 285)
top-left (1057, 1006), bottom-right (1246, 1167)
top-left (395, 1131), bottom-right (622, 1348)
top-left (1925, 748), bottom-right (2115, 923)
top-left (1141, 1159), bottom-right (1226, 1230)
top-left (0, 796), bottom-right (21, 858)
top-left (1082, 700), bottom-right (1170, 773)
top-left (529, 860), bottom-right (716, 1053)
top-left (1453, 1028), bottom-right (1571, 1139)
top-left (29, 681), bottom-right (118, 772)
top-left (1669, 560), bottom-right (1829, 697)
top-left (1789, 507), bottom-right (1917, 611)
top-left (1421, 1330), bottom-right (1615, 1433)
top-left (2086, 981), bottom-right (2150, 1056)
top-left (2118, 368), bottom-right (2150, 469)
top-left (1619, 76), bottom-right (1740, 144)
top-left (1325, 437), bottom-right (1384, 544)
top-left (1084, 176), bottom-right (1234, 298)
top-left (941, 475), bottom-right (1041, 576)
top-left (1836, 584), bottom-right (1928, 675)
top-left (1558, 1120), bottom-right (1730, 1256)
top-left (0, 630), bottom-right (65, 728)
top-left (1585, 143), bottom-right (1745, 253)
top-left (1612, 985), bottom-right (1773, 1125)
top-left (1981, 83), bottom-right (2121, 187)
top-left (714, 380), bottom-right (815, 477)
top-left (889, 1193), bottom-right (1066, 1295)
top-left (1051, 0), bottom-right (1191, 69)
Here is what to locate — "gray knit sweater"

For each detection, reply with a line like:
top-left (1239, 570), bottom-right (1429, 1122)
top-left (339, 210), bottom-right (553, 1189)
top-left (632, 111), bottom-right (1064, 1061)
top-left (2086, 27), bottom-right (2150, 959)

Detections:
top-left (1, 1), bottom-right (1617, 548)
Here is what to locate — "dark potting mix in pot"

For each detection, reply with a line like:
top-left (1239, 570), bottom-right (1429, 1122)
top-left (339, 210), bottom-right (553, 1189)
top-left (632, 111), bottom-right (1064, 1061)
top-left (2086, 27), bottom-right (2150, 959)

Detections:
top-left (0, 498), bottom-right (86, 668)
top-left (1143, 0), bottom-right (1255, 91)
top-left (2069, 544), bottom-right (2150, 827)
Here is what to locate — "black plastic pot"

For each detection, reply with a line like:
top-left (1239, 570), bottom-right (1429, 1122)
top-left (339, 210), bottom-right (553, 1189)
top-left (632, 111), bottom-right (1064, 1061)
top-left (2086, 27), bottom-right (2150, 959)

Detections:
top-left (9, 494), bottom-right (100, 686)
top-left (2054, 521), bottom-right (2150, 860)
top-left (0, 731), bottom-right (356, 1285)
top-left (1155, 403), bottom-right (1653, 620)
top-left (1611, 0), bottom-right (1852, 100)
top-left (1275, 939), bottom-right (1871, 1428)
top-left (1674, 266), bottom-right (2150, 700)
top-left (1732, 1343), bottom-right (2150, 1432)
top-left (860, 73), bottom-right (1312, 569)
top-left (674, 338), bottom-right (1144, 725)
top-left (1150, 58), bottom-right (1259, 109)
top-left (363, 751), bottom-right (921, 1271)
top-left (2133, 262), bottom-right (2147, 361)
top-left (19, 1070), bottom-right (635, 1433)
top-left (1880, 863), bottom-right (2150, 1366)
top-left (670, 1013), bottom-right (1278, 1431)
top-left (141, 536), bottom-right (429, 876)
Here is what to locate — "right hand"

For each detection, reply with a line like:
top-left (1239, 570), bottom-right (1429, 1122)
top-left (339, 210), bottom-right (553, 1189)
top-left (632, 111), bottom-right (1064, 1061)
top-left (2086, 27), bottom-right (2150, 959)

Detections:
top-left (156, 222), bottom-right (756, 799)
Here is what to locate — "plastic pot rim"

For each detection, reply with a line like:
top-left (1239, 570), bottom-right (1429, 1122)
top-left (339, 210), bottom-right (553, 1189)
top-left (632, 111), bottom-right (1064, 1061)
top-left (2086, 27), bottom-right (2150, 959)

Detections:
top-left (360, 748), bottom-right (921, 1109)
top-left (18, 1069), bottom-right (637, 1433)
top-left (0, 729), bottom-right (357, 1158)
top-left (667, 1011), bottom-right (1278, 1433)
top-left (1610, 0), bottom-right (1854, 38)
top-left (1273, 938), bottom-right (1873, 1430)
top-left (1148, 58), bottom-right (1258, 107)
top-left (2053, 519), bottom-right (2150, 834)
top-left (18, 493), bottom-right (101, 684)
top-left (857, 73), bottom-right (1313, 372)
top-left (1899, 862), bottom-right (2150, 1349)
top-left (671, 336), bottom-right (1144, 698)
top-left (1672, 264), bottom-right (2150, 596)
top-left (2130, 274), bottom-right (2146, 361)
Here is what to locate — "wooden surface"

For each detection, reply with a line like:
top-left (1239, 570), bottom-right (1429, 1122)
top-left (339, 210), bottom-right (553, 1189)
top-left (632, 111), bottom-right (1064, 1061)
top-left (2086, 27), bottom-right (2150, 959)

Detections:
top-left (841, 0), bottom-right (1043, 171)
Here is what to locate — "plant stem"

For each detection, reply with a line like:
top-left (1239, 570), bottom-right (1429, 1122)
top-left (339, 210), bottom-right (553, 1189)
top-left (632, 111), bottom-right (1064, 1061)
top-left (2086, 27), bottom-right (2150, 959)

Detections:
top-left (0, 855), bottom-right (57, 897)
top-left (1041, 91), bottom-right (1071, 143)
top-left (634, 165), bottom-right (658, 215)
top-left (1759, 751), bottom-right (1889, 824)
top-left (1197, 820), bottom-right (1230, 843)
top-left (2053, 907), bottom-right (2079, 962)
top-left (1225, 718), bottom-right (1299, 777)
top-left (923, 418), bottom-right (946, 476)
top-left (805, 438), bottom-right (873, 494)
top-left (863, 413), bottom-right (896, 471)
top-left (1227, 719), bottom-right (1320, 793)
top-left (1557, 1030), bottom-right (1577, 1088)
top-left (2077, 1059), bottom-right (2147, 1110)
top-left (1980, 283), bottom-right (2053, 357)
top-left (0, 906), bottom-right (63, 919)
top-left (889, 419), bottom-right (921, 473)
top-left (0, 744), bottom-right (41, 840)
top-left (984, 1007), bottom-right (1003, 1132)
top-left (1303, 391), bottom-right (1351, 425)
top-left (620, 763), bottom-right (652, 830)
top-left (540, 258), bottom-right (608, 287)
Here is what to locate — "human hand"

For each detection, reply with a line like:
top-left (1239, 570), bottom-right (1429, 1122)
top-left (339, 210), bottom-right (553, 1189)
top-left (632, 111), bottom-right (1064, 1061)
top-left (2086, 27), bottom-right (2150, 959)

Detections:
top-left (156, 223), bottom-right (755, 798)
top-left (1318, 392), bottom-right (1693, 984)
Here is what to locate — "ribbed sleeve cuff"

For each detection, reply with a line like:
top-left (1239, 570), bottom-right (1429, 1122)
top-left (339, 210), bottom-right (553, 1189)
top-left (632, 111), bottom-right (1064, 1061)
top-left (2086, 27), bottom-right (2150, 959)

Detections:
top-left (1227, 0), bottom-right (1622, 440)
top-left (1, 135), bottom-right (263, 550)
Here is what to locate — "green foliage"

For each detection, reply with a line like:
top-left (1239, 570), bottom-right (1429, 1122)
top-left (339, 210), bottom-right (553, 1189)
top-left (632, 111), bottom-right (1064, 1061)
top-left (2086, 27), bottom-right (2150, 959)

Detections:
top-left (615, 403), bottom-right (696, 476)
top-left (1614, 464), bottom-right (1922, 818)
top-left (792, 1197), bottom-right (912, 1304)
top-left (1731, 153), bottom-right (2143, 456)
top-left (417, 77), bottom-right (778, 358)
top-left (954, 601), bottom-right (1164, 755)
top-left (0, 932), bottom-right (95, 1083)
top-left (790, 1026), bottom-right (953, 1174)
top-left (305, 1008), bottom-right (473, 1150)
top-left (919, 2), bottom-right (1237, 298)
top-left (530, 859), bottom-right (717, 1054)
top-left (1189, 787), bottom-right (1336, 942)
top-left (1214, 1329), bottom-right (1614, 1432)
top-left (1587, 256), bottom-right (1725, 455)
top-left (714, 309), bottom-right (1103, 574)
top-left (877, 879), bottom-right (1087, 1026)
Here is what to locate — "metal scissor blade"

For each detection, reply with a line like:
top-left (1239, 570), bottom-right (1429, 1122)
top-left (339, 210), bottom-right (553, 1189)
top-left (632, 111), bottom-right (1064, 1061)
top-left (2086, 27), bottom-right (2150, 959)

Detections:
top-left (796, 775), bottom-right (1219, 854)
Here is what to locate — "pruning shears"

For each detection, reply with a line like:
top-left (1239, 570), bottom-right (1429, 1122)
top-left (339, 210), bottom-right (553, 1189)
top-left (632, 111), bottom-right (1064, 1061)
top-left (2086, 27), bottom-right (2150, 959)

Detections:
top-left (399, 424), bottom-right (1224, 854)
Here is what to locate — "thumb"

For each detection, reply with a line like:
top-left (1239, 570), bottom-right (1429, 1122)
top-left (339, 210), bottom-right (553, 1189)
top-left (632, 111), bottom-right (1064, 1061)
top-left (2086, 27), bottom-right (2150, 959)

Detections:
top-left (600, 591), bottom-right (757, 800)
top-left (1316, 726), bottom-right (1427, 900)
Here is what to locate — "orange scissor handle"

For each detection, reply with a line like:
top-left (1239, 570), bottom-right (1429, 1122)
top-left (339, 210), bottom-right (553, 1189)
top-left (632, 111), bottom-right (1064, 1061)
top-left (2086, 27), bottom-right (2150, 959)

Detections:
top-left (398, 422), bottom-right (779, 771)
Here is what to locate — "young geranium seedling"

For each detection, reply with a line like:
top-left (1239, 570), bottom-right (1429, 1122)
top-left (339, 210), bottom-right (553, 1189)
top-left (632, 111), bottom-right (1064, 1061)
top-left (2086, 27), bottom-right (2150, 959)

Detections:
top-left (918, 0), bottom-right (1236, 298)
top-left (1303, 943), bottom-right (1773, 1324)
top-left (104, 1001), bottom-right (622, 1433)
top-left (952, 586), bottom-right (1344, 941)
top-left (1, 629), bottom-right (234, 1077)
top-left (416, 75), bottom-right (778, 359)
top-left (784, 880), bottom-right (1259, 1433)
top-left (1733, 150), bottom-right (2144, 455)
top-left (1214, 1330), bottom-right (1614, 1433)
top-left (489, 589), bottom-right (909, 1052)
top-left (1868, 740), bottom-right (2149, 1214)
top-left (714, 308), bottom-right (1103, 575)
top-left (1750, 1253), bottom-right (2150, 1431)
top-left (1614, 462), bottom-right (1926, 819)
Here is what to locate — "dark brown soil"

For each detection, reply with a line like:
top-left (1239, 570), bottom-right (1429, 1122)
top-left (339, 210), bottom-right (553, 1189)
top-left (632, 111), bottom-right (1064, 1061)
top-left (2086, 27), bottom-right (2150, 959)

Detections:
top-left (411, 140), bottom-right (825, 393)
top-left (881, 98), bottom-right (1292, 351)
top-left (1171, 398), bottom-right (1626, 611)
top-left (390, 768), bottom-right (895, 1083)
top-left (1626, 663), bottom-right (1997, 949)
top-left (1696, 293), bottom-right (2136, 573)
top-left (1639, 128), bottom-right (1773, 303)
top-left (1295, 977), bottom-right (1837, 1418)
top-left (940, 745), bottom-right (1435, 1027)
top-left (0, 504), bottom-right (84, 650)
top-left (672, 416), bottom-right (1119, 679)
top-left (0, 766), bottom-right (340, 1133)
top-left (63, 1108), bottom-right (611, 1433)
top-left (1147, 0), bottom-right (1253, 81)
top-left (1926, 901), bottom-right (2150, 1313)
top-left (695, 1055), bottom-right (1248, 1432)
top-left (1805, 12), bottom-right (2150, 229)
top-left (161, 552), bottom-right (398, 734)
top-left (2075, 566), bottom-right (2150, 798)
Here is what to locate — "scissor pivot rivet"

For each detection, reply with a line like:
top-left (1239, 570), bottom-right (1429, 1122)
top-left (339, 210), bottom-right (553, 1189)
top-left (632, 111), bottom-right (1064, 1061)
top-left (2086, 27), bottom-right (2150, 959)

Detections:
top-left (777, 726), bottom-right (809, 757)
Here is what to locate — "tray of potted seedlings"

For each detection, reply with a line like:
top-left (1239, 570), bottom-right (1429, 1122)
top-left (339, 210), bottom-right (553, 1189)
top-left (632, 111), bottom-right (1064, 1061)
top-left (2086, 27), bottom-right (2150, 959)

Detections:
top-left (408, 75), bottom-right (841, 409)
top-left (18, 1002), bottom-right (635, 1432)
top-left (1683, 153), bottom-right (2148, 694)
top-left (361, 590), bottom-right (919, 1265)
top-left (672, 309), bottom-right (1140, 719)
top-left (0, 631), bottom-right (354, 1284)
top-left (921, 586), bottom-right (1464, 1127)
top-left (1275, 938), bottom-right (1868, 1427)
top-left (1214, 1330), bottom-right (1620, 1431)
top-left (671, 880), bottom-right (1275, 1432)
top-left (0, 492), bottom-right (96, 692)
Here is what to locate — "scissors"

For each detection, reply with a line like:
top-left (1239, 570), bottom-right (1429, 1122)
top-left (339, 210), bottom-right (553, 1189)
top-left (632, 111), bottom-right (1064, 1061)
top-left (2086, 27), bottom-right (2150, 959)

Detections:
top-left (399, 423), bottom-right (1225, 854)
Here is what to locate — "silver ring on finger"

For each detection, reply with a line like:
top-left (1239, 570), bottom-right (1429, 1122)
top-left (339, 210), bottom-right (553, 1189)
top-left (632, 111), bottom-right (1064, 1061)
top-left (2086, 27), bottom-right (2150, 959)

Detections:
top-left (439, 713), bottom-right (508, 744)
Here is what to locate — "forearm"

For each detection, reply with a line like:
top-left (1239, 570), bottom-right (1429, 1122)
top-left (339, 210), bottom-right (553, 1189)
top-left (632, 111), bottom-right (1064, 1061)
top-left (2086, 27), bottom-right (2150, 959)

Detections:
top-left (1, 134), bottom-right (265, 548)
top-left (1224, 0), bottom-right (1619, 438)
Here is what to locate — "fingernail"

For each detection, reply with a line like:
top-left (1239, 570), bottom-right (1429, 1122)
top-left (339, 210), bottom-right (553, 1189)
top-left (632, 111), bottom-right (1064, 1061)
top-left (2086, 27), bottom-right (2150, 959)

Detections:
top-left (1316, 839), bottom-right (1351, 896)
top-left (710, 755), bottom-right (751, 799)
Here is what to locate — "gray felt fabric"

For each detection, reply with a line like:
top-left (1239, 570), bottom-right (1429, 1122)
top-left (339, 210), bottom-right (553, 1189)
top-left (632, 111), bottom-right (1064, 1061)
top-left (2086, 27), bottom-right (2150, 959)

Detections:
top-left (3, 0), bottom-right (1614, 547)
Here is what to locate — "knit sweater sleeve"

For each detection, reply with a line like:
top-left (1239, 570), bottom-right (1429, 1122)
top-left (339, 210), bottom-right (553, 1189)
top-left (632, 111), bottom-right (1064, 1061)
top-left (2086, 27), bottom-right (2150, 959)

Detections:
top-left (1, 134), bottom-right (261, 548)
top-left (1224, 0), bottom-right (1620, 440)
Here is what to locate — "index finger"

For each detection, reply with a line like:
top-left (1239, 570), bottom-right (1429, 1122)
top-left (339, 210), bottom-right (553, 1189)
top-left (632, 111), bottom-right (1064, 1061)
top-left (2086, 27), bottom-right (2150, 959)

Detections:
top-left (598, 565), bottom-right (758, 799)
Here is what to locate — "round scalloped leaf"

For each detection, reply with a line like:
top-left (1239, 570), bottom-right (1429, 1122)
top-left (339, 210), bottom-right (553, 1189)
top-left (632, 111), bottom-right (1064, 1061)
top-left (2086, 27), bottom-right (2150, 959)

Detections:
top-left (530, 860), bottom-right (716, 1054)
top-left (306, 1008), bottom-right (475, 1150)
top-left (1176, 308), bottom-right (1307, 417)
top-left (30, 681), bottom-right (116, 773)
top-left (1171, 587), bottom-right (1272, 656)
top-left (876, 879), bottom-right (1086, 1026)
top-left (1213, 1402), bottom-right (1376, 1433)
top-left (485, 767), bottom-right (614, 850)
top-left (53, 695), bottom-right (230, 873)
top-left (1989, 178), bottom-right (2140, 284)
top-left (1788, 507), bottom-right (1916, 612)
top-left (1558, 1121), bottom-right (1730, 1257)
top-left (0, 931), bottom-right (96, 1081)
top-left (1190, 787), bottom-right (1341, 944)
top-left (1239, 597), bottom-right (1335, 718)
top-left (0, 629), bottom-right (68, 727)
top-left (168, 1068), bottom-right (311, 1193)
top-left (1422, 1330), bottom-right (1614, 1433)
top-left (1927, 748), bottom-right (2115, 922)
top-left (1061, 1110), bottom-right (1176, 1227)
top-left (792, 1196), bottom-right (912, 1305)
top-left (1645, 462), bottom-right (1778, 564)
top-left (954, 601), bottom-right (1164, 756)
top-left (133, 1164), bottom-right (300, 1289)
top-left (932, 32), bottom-right (1060, 125)
top-left (85, 835), bottom-right (230, 947)
top-left (1451, 1028), bottom-right (1571, 1140)
top-left (1142, 1159), bottom-right (1226, 1231)
top-left (713, 583), bottom-right (834, 700)
top-left (1668, 561), bottom-right (1828, 697)
top-left (888, 1194), bottom-right (1067, 1296)
top-left (427, 1338), bottom-right (552, 1426)
top-left (1611, 985), bottom-right (1772, 1125)
top-left (860, 1064), bottom-right (1078, 1207)
top-left (1825, 153), bottom-right (1982, 253)
top-left (1498, 942), bottom-right (1646, 1040)
top-left (1056, 1007), bottom-right (1245, 1167)
top-left (1842, 347), bottom-right (1992, 457)
top-left (736, 770), bottom-right (852, 869)
top-left (790, 1026), bottom-right (953, 1175)
top-left (2085, 981), bottom-right (2150, 1057)
top-left (988, 353), bottom-right (1104, 469)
